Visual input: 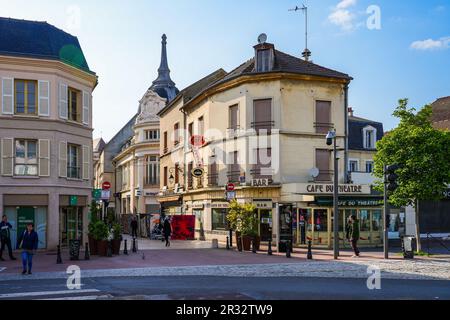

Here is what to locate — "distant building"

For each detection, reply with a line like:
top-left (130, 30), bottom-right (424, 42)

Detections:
top-left (93, 35), bottom-right (179, 226)
top-left (0, 17), bottom-right (98, 249)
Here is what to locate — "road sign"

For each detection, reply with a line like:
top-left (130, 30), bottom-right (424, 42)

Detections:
top-left (226, 191), bottom-right (236, 201)
top-left (192, 167), bottom-right (205, 178)
top-left (92, 189), bottom-right (102, 200)
top-left (190, 135), bottom-right (206, 147)
top-left (101, 190), bottom-right (111, 200)
top-left (226, 183), bottom-right (235, 192)
top-left (102, 181), bottom-right (111, 190)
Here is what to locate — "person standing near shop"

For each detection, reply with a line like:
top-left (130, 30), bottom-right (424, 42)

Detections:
top-left (163, 217), bottom-right (172, 247)
top-left (0, 215), bottom-right (16, 261)
top-left (130, 216), bottom-right (138, 239)
top-left (17, 223), bottom-right (39, 275)
top-left (348, 215), bottom-right (360, 258)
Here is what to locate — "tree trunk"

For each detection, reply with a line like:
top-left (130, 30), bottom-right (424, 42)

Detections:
top-left (415, 199), bottom-right (422, 252)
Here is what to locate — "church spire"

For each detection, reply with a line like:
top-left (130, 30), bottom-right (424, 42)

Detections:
top-left (152, 34), bottom-right (175, 87)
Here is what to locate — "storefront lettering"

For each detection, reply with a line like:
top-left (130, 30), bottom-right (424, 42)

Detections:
top-left (305, 184), bottom-right (366, 194)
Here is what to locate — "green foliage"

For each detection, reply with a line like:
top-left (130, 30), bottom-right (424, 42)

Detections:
top-left (373, 99), bottom-right (450, 208)
top-left (226, 200), bottom-right (257, 236)
top-left (89, 220), bottom-right (109, 241)
top-left (112, 223), bottom-right (122, 240)
top-left (88, 200), bottom-right (101, 223)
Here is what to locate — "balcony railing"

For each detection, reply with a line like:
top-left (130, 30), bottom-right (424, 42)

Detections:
top-left (314, 170), bottom-right (333, 182)
top-left (251, 121), bottom-right (275, 134)
top-left (314, 122), bottom-right (334, 134)
top-left (227, 170), bottom-right (241, 183)
top-left (250, 167), bottom-right (273, 179)
top-left (208, 173), bottom-right (219, 187)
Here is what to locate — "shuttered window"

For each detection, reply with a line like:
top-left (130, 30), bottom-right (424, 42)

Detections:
top-left (1, 138), bottom-right (14, 176)
top-left (227, 151), bottom-right (240, 183)
top-left (316, 149), bottom-right (331, 182)
top-left (144, 156), bottom-right (159, 186)
top-left (253, 99), bottom-right (273, 133)
top-left (14, 139), bottom-right (38, 176)
top-left (82, 91), bottom-right (89, 125)
top-left (188, 162), bottom-right (194, 189)
top-left (2, 78), bottom-right (14, 115)
top-left (315, 101), bottom-right (332, 134)
top-left (163, 131), bottom-right (168, 153)
top-left (67, 144), bottom-right (81, 179)
top-left (14, 80), bottom-right (37, 115)
top-left (59, 83), bottom-right (68, 119)
top-left (163, 166), bottom-right (168, 187)
top-left (174, 123), bottom-right (180, 146)
top-left (253, 148), bottom-right (272, 178)
top-left (82, 145), bottom-right (90, 180)
top-left (38, 81), bottom-right (50, 117)
top-left (208, 160), bottom-right (218, 186)
top-left (59, 141), bottom-right (67, 178)
top-left (38, 139), bottom-right (50, 177)
top-left (229, 104), bottom-right (239, 130)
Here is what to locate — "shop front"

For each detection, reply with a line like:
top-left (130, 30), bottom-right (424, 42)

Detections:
top-left (59, 195), bottom-right (88, 247)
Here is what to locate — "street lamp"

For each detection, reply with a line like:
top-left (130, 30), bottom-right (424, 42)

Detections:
top-left (168, 167), bottom-right (183, 186)
top-left (326, 130), bottom-right (340, 260)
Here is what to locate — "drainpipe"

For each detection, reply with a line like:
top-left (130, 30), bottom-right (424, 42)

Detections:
top-left (344, 84), bottom-right (349, 183)
top-left (181, 108), bottom-right (188, 214)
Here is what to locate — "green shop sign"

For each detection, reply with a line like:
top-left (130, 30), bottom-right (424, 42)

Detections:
top-left (92, 189), bottom-right (102, 200)
top-left (315, 197), bottom-right (383, 207)
top-left (69, 195), bottom-right (78, 206)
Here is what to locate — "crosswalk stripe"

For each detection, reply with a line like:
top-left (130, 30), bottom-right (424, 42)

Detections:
top-left (0, 268), bottom-right (6, 272)
top-left (0, 289), bottom-right (100, 299)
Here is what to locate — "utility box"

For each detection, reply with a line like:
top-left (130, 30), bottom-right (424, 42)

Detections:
top-left (402, 236), bottom-right (415, 259)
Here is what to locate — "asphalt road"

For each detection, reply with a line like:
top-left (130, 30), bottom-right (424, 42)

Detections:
top-left (0, 276), bottom-right (449, 300)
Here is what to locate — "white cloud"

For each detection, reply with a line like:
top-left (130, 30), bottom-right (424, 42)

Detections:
top-left (410, 37), bottom-right (450, 50)
top-left (328, 0), bottom-right (358, 31)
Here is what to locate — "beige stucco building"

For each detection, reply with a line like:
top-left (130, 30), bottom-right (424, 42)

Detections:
top-left (158, 37), bottom-right (385, 250)
top-left (0, 18), bottom-right (97, 250)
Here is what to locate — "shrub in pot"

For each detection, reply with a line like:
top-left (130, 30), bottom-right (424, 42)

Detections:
top-left (111, 223), bottom-right (122, 255)
top-left (226, 200), bottom-right (257, 252)
top-left (92, 221), bottom-right (109, 256)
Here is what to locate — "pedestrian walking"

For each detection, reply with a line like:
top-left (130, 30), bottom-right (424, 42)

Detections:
top-left (348, 215), bottom-right (360, 258)
top-left (163, 217), bottom-right (172, 247)
top-left (17, 223), bottom-right (39, 275)
top-left (131, 216), bottom-right (138, 239)
top-left (0, 214), bottom-right (16, 261)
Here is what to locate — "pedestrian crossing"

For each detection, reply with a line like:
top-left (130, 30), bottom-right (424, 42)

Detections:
top-left (0, 288), bottom-right (111, 300)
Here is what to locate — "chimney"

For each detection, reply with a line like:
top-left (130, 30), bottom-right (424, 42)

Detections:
top-left (348, 107), bottom-right (354, 117)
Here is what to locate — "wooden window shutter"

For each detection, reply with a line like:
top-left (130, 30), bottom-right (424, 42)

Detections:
top-left (316, 149), bottom-right (331, 181)
top-left (82, 91), bottom-right (90, 125)
top-left (253, 99), bottom-right (272, 130)
top-left (1, 138), bottom-right (14, 176)
top-left (82, 145), bottom-right (90, 180)
top-left (38, 139), bottom-right (50, 177)
top-left (59, 83), bottom-right (68, 119)
top-left (315, 101), bottom-right (332, 134)
top-left (38, 80), bottom-right (50, 117)
top-left (59, 141), bottom-right (67, 178)
top-left (229, 105), bottom-right (239, 129)
top-left (2, 78), bottom-right (14, 115)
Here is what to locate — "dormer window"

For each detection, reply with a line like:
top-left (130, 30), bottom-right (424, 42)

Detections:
top-left (254, 42), bottom-right (275, 72)
top-left (363, 126), bottom-right (377, 149)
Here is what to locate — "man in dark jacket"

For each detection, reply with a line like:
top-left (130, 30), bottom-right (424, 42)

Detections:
top-left (17, 223), bottom-right (39, 275)
top-left (130, 217), bottom-right (138, 238)
top-left (0, 215), bottom-right (16, 261)
top-left (163, 217), bottom-right (172, 247)
top-left (348, 215), bottom-right (360, 258)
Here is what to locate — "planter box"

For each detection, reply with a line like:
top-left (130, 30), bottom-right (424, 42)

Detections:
top-left (88, 235), bottom-right (98, 256)
top-left (112, 239), bottom-right (121, 255)
top-left (97, 240), bottom-right (108, 257)
top-left (236, 233), bottom-right (252, 251)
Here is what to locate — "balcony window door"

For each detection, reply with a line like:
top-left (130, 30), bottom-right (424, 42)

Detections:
top-left (316, 149), bottom-right (331, 182)
top-left (14, 139), bottom-right (38, 176)
top-left (14, 80), bottom-right (37, 115)
top-left (315, 101), bottom-right (332, 134)
top-left (253, 99), bottom-right (273, 133)
top-left (67, 144), bottom-right (81, 179)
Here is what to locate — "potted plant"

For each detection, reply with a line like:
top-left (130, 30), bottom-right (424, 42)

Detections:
top-left (88, 201), bottom-right (101, 255)
top-left (92, 221), bottom-right (109, 256)
top-left (111, 223), bottom-right (122, 255)
top-left (227, 200), bottom-right (257, 252)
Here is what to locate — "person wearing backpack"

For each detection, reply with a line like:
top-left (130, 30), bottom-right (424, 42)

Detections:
top-left (0, 214), bottom-right (16, 261)
top-left (17, 223), bottom-right (39, 275)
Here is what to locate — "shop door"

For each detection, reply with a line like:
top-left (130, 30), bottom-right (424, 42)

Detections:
top-left (312, 209), bottom-right (329, 247)
top-left (340, 209), bottom-right (357, 249)
top-left (5, 208), bottom-right (17, 250)
top-left (259, 209), bottom-right (272, 242)
top-left (297, 209), bottom-right (311, 245)
top-left (17, 207), bottom-right (35, 240)
top-left (60, 207), bottom-right (83, 246)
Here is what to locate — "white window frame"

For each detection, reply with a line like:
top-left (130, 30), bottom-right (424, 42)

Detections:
top-left (366, 161), bottom-right (374, 173)
top-left (348, 159), bottom-right (360, 173)
top-left (363, 125), bottom-right (377, 149)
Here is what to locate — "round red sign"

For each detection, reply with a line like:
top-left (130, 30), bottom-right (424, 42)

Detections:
top-left (102, 182), bottom-right (112, 190)
top-left (226, 183), bottom-right (235, 192)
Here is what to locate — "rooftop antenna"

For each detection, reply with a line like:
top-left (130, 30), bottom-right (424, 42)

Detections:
top-left (289, 4), bottom-right (311, 61)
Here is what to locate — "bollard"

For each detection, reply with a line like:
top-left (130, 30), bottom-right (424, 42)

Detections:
top-left (84, 243), bottom-right (90, 260)
top-left (307, 240), bottom-right (313, 260)
top-left (56, 245), bottom-right (63, 264)
top-left (252, 239), bottom-right (257, 254)
top-left (107, 241), bottom-right (112, 257)
top-left (286, 242), bottom-right (291, 258)
top-left (132, 237), bottom-right (137, 253)
top-left (268, 239), bottom-right (273, 256)
top-left (123, 239), bottom-right (128, 255)
top-left (226, 237), bottom-right (230, 250)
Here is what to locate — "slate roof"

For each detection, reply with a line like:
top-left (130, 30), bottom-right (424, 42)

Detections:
top-left (349, 116), bottom-right (384, 151)
top-left (0, 17), bottom-right (92, 73)
top-left (158, 68), bottom-right (227, 116)
top-left (431, 96), bottom-right (450, 124)
top-left (221, 49), bottom-right (352, 83)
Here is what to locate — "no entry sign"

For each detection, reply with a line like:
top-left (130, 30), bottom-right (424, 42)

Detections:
top-left (102, 182), bottom-right (111, 190)
top-left (226, 183), bottom-right (235, 192)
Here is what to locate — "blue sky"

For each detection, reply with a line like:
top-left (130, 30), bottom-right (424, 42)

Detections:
top-left (1, 0), bottom-right (449, 140)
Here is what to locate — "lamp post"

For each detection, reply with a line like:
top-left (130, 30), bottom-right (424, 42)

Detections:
top-left (326, 130), bottom-right (340, 260)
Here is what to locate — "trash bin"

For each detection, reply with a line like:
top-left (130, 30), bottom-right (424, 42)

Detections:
top-left (69, 239), bottom-right (81, 261)
top-left (402, 236), bottom-right (415, 259)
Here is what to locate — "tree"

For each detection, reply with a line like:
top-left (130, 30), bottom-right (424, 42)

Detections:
top-left (373, 99), bottom-right (450, 251)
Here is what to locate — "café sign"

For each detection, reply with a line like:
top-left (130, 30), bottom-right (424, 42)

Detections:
top-left (299, 184), bottom-right (371, 195)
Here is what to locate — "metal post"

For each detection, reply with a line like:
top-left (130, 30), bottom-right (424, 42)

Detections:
top-left (84, 242), bottom-right (90, 260)
top-left (229, 229), bottom-right (233, 248)
top-left (226, 237), bottom-right (230, 250)
top-left (268, 239), bottom-right (273, 255)
top-left (107, 241), bottom-right (112, 257)
top-left (307, 240), bottom-right (313, 260)
top-left (383, 165), bottom-right (389, 259)
top-left (123, 239), bottom-right (128, 255)
top-left (286, 241), bottom-right (291, 258)
top-left (56, 245), bottom-right (63, 264)
top-left (333, 137), bottom-right (339, 260)
top-left (132, 237), bottom-right (137, 253)
top-left (252, 239), bottom-right (257, 254)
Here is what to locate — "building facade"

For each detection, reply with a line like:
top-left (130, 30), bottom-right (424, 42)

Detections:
top-left (0, 18), bottom-right (97, 249)
top-left (158, 36), bottom-right (385, 249)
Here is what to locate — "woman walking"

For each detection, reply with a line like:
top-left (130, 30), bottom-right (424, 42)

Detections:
top-left (163, 217), bottom-right (172, 247)
top-left (17, 223), bottom-right (39, 275)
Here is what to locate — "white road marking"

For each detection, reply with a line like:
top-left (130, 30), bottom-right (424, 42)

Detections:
top-left (39, 295), bottom-right (111, 301)
top-left (0, 268), bottom-right (6, 272)
top-left (0, 289), bottom-right (100, 299)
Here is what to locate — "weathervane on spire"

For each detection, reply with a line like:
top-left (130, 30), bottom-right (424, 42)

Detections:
top-left (289, 4), bottom-right (311, 62)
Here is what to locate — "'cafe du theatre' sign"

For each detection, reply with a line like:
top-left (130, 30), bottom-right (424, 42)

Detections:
top-left (301, 184), bottom-right (371, 195)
